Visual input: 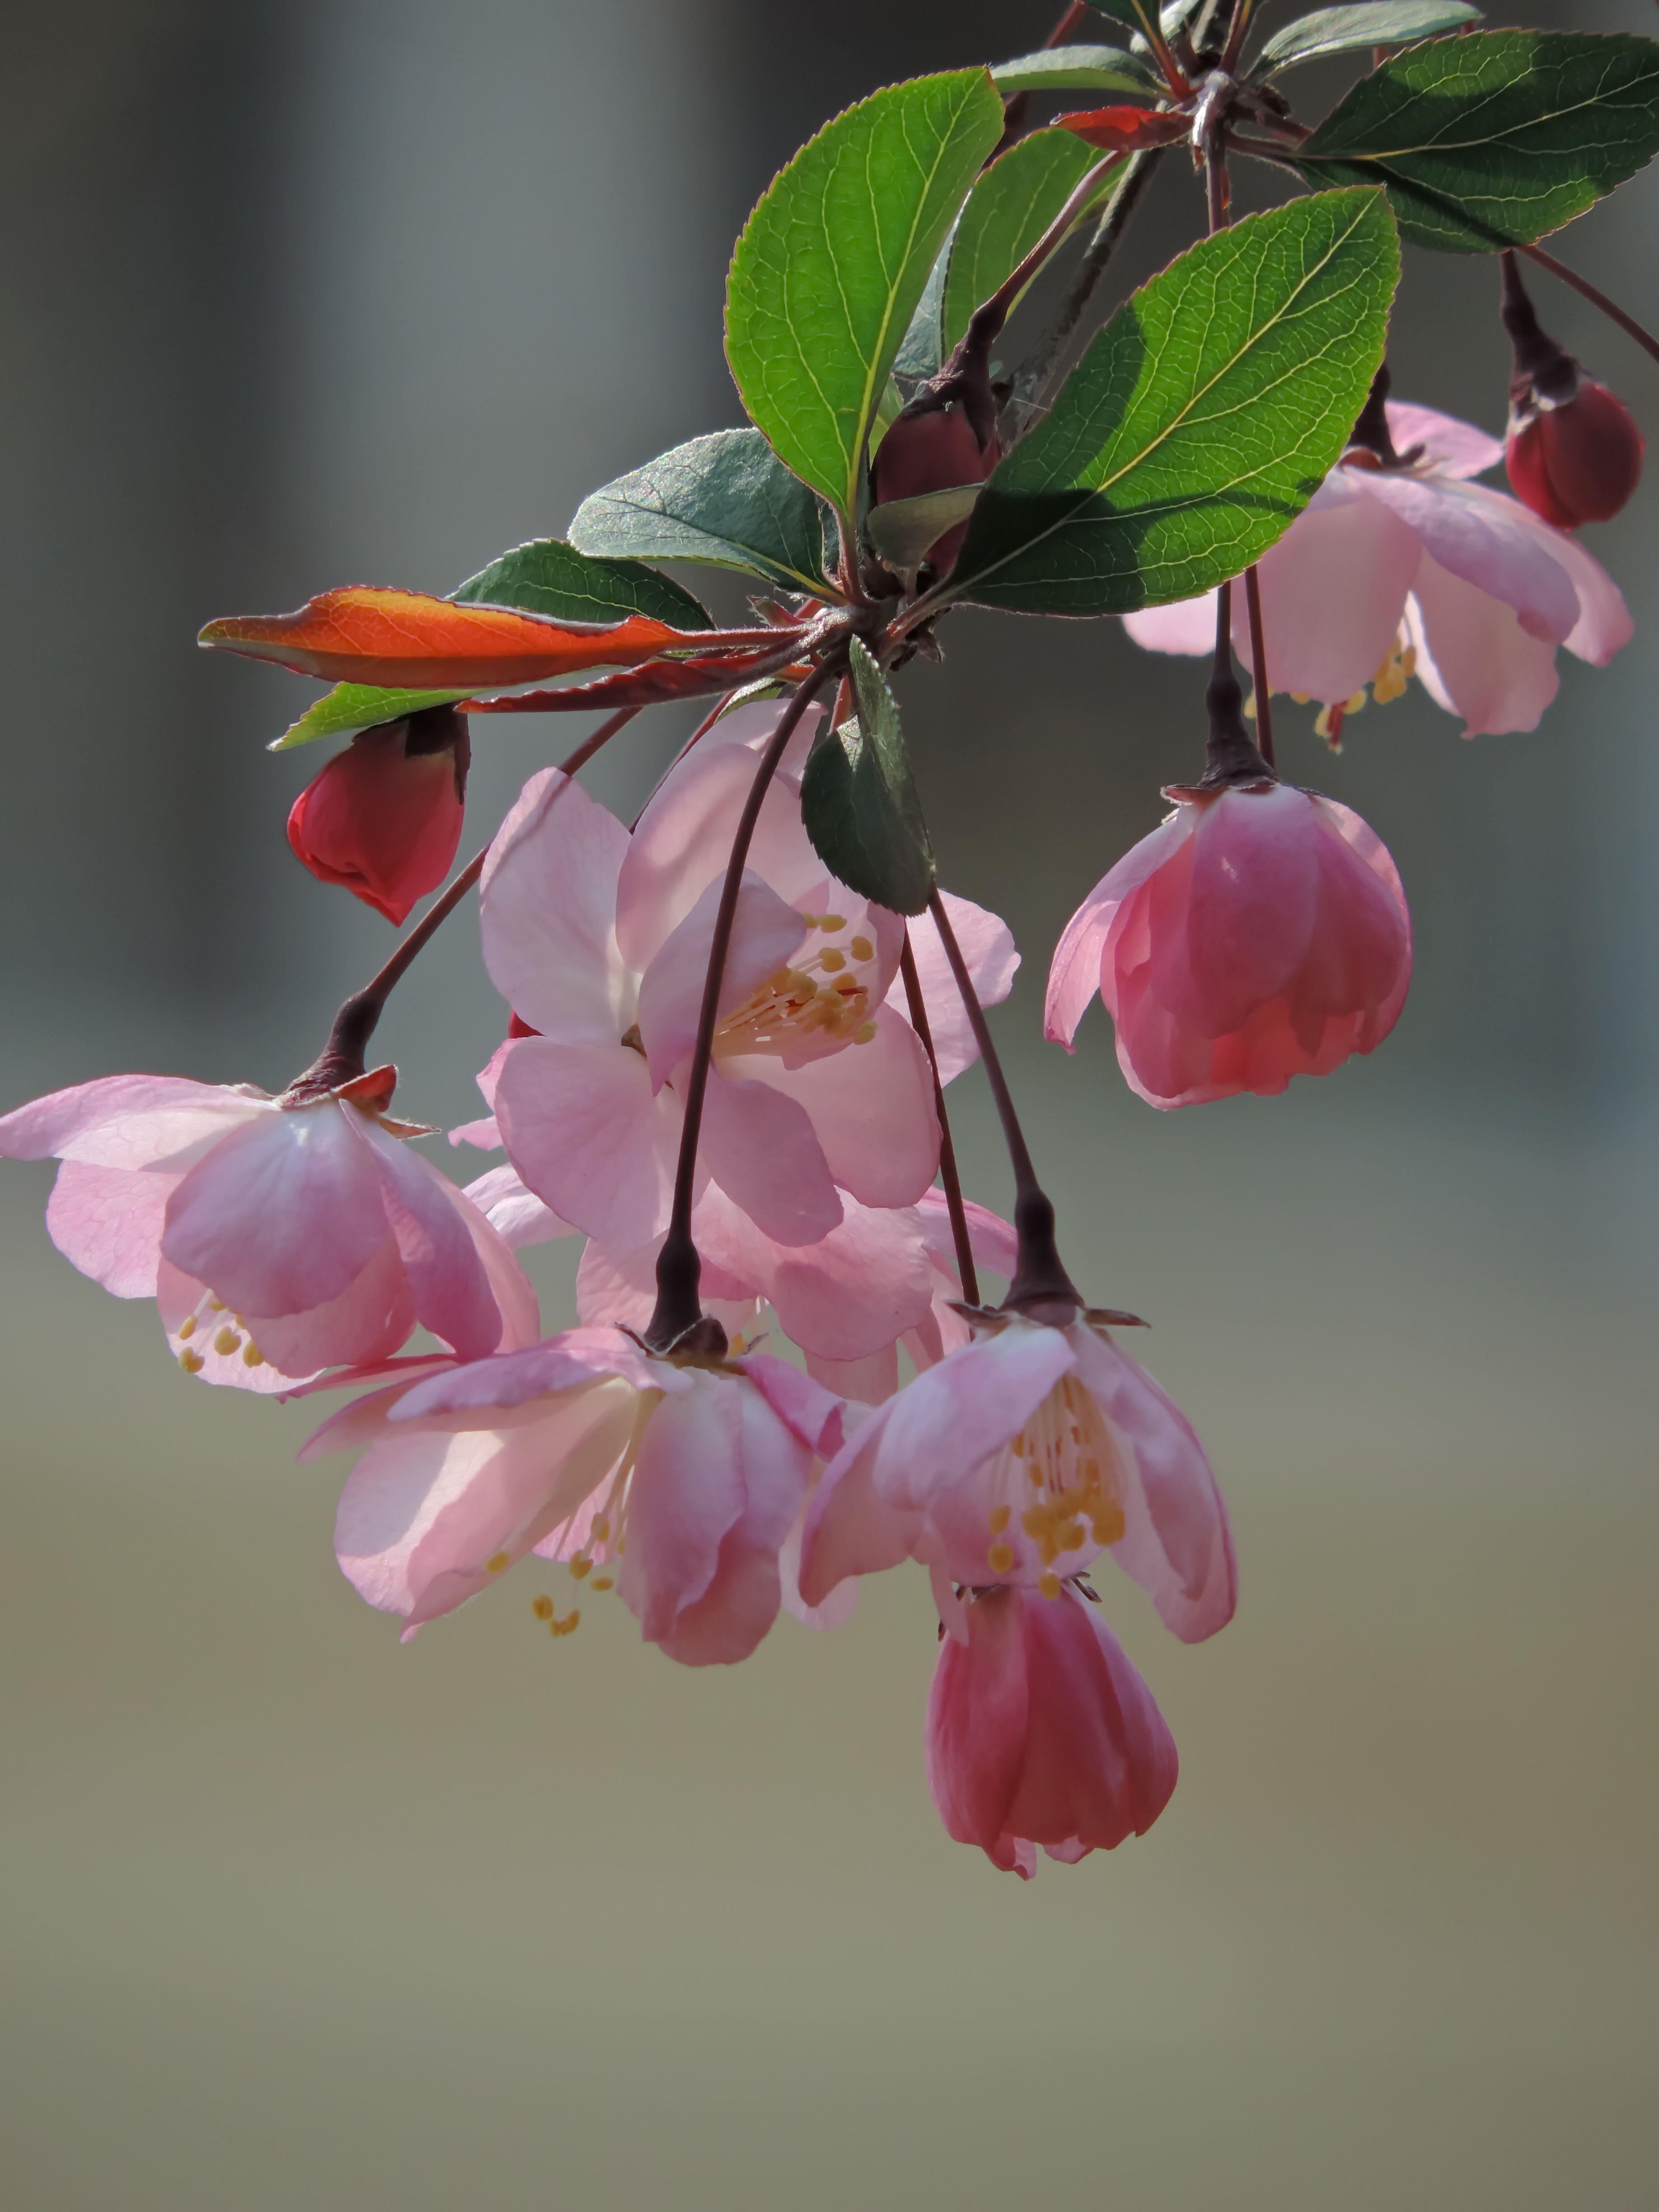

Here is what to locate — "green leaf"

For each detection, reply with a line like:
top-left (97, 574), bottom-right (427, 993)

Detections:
top-left (943, 128), bottom-right (1108, 359)
top-left (1251, 2), bottom-right (1480, 77)
top-left (451, 535), bottom-right (712, 630)
top-left (989, 44), bottom-right (1159, 96)
top-left (892, 225), bottom-right (958, 383)
top-left (866, 485), bottom-right (984, 569)
top-left (270, 682), bottom-right (472, 752)
top-left (870, 376), bottom-right (907, 455)
top-left (725, 70), bottom-right (1006, 522)
top-left (1087, 0), bottom-right (1167, 38)
top-left (1297, 30), bottom-right (1659, 253)
top-left (799, 639), bottom-right (936, 916)
top-left (943, 188), bottom-right (1399, 617)
top-left (568, 429), bottom-right (834, 598)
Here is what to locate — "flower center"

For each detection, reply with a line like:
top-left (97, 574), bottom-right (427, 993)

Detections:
top-left (983, 1372), bottom-right (1126, 1594)
top-left (173, 1293), bottom-right (265, 1376)
top-left (716, 913), bottom-right (880, 1058)
top-left (531, 1386), bottom-right (663, 1634)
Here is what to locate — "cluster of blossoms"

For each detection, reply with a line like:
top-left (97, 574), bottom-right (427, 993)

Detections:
top-left (6, 19), bottom-right (1653, 1874)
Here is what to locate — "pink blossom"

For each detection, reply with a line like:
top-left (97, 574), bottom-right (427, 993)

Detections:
top-left (287, 706), bottom-right (469, 924)
top-left (1045, 781), bottom-right (1412, 1108)
top-left (304, 1326), bottom-right (843, 1662)
top-left (0, 1067), bottom-right (536, 1387)
top-left (799, 1311), bottom-right (1234, 1643)
top-left (1124, 401), bottom-right (1632, 737)
top-left (927, 1582), bottom-right (1178, 1876)
top-left (477, 699), bottom-right (1016, 1252)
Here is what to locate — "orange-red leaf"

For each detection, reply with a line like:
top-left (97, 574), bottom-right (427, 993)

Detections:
top-left (199, 587), bottom-right (696, 687)
top-left (1059, 106), bottom-right (1189, 153)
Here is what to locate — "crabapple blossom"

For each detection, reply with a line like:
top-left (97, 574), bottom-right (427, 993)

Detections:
top-left (477, 698), bottom-right (1015, 1253)
top-left (1124, 401), bottom-right (1632, 737)
top-left (287, 705), bottom-right (469, 924)
top-left (799, 1309), bottom-right (1234, 1643)
top-left (1045, 780), bottom-right (1413, 1109)
top-left (927, 1581), bottom-right (1178, 1877)
top-left (0, 1065), bottom-right (536, 1388)
top-left (305, 1326), bottom-right (842, 1663)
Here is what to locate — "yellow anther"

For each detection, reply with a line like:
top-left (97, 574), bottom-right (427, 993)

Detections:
top-left (177, 1314), bottom-right (196, 1341)
top-left (849, 935), bottom-right (873, 962)
top-left (819, 948), bottom-right (846, 972)
top-left (1291, 692), bottom-right (1311, 705)
top-left (987, 1540), bottom-right (1015, 1574)
top-left (818, 914), bottom-right (845, 932)
top-left (485, 1551), bottom-right (511, 1574)
top-left (728, 1333), bottom-right (747, 1355)
top-left (988, 1504), bottom-right (1011, 1535)
top-left (531, 1594), bottom-right (554, 1621)
top-left (178, 1348), bottom-right (205, 1375)
top-left (242, 1341), bottom-right (263, 1368)
top-left (213, 1326), bottom-right (241, 1357)
top-left (548, 1609), bottom-right (580, 1638)
top-left (1242, 689), bottom-right (1257, 722)
top-left (569, 1555), bottom-right (592, 1580)
top-left (1011, 1434), bottom-right (1026, 1457)
top-left (593, 1518), bottom-right (610, 1542)
top-left (853, 1022), bottom-right (876, 1044)
top-left (798, 914), bottom-right (819, 929)
top-left (591, 1575), bottom-right (615, 1593)
top-left (1039, 1573), bottom-right (1062, 1600)
top-left (1370, 636), bottom-right (1417, 706)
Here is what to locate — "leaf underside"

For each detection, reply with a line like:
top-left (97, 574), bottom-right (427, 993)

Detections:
top-left (799, 639), bottom-right (936, 916)
top-left (943, 128), bottom-right (1109, 362)
top-left (725, 69), bottom-right (1007, 521)
top-left (568, 428), bottom-right (835, 597)
top-left (943, 187), bottom-right (1401, 618)
top-left (1251, 2), bottom-right (1481, 78)
top-left (1297, 29), bottom-right (1659, 252)
top-left (989, 44), bottom-right (1159, 97)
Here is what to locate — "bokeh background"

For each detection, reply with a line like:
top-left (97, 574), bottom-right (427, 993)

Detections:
top-left (3, 3), bottom-right (1655, 2206)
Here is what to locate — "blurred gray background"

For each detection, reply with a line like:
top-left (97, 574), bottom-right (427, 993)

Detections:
top-left (2, 4), bottom-right (1654, 2208)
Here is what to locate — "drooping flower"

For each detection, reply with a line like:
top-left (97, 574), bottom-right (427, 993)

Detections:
top-left (799, 1309), bottom-right (1234, 1644)
top-left (1045, 779), bottom-right (1412, 1108)
top-left (477, 699), bottom-right (1016, 1253)
top-left (0, 1065), bottom-right (536, 1387)
top-left (1124, 399), bottom-right (1632, 738)
top-left (287, 704), bottom-right (469, 924)
top-left (304, 1326), bottom-right (843, 1663)
top-left (927, 1581), bottom-right (1178, 1876)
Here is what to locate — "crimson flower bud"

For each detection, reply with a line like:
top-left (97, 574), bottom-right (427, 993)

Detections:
top-left (1506, 376), bottom-right (1645, 530)
top-left (287, 704), bottom-right (469, 925)
top-left (870, 395), bottom-right (997, 572)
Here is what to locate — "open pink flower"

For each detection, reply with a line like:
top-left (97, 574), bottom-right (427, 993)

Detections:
top-left (0, 1068), bottom-right (536, 1387)
top-left (1045, 781), bottom-right (1412, 1108)
top-left (928, 1582), bottom-right (1177, 1876)
top-left (799, 1311), bottom-right (1234, 1643)
top-left (1125, 401), bottom-right (1632, 737)
top-left (478, 699), bottom-right (1015, 1252)
top-left (305, 1326), bottom-right (843, 1663)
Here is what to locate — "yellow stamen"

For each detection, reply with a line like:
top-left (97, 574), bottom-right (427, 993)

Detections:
top-left (548, 1609), bottom-right (580, 1637)
top-left (178, 1348), bottom-right (205, 1375)
top-left (988, 1504), bottom-right (1010, 1535)
top-left (591, 1575), bottom-right (615, 1593)
top-left (849, 935), bottom-right (873, 961)
top-left (819, 948), bottom-right (846, 973)
top-left (1039, 1572), bottom-right (1062, 1600)
top-left (485, 1551), bottom-right (511, 1575)
top-left (569, 1555), bottom-right (592, 1580)
top-left (213, 1326), bottom-right (241, 1357)
top-left (177, 1315), bottom-right (196, 1341)
top-left (242, 1341), bottom-right (263, 1368)
top-left (987, 1541), bottom-right (1015, 1574)
top-left (853, 1022), bottom-right (876, 1044)
top-left (818, 914), bottom-right (845, 932)
top-left (531, 1594), bottom-right (554, 1621)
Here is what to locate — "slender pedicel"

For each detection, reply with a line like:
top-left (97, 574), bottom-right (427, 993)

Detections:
top-left (900, 930), bottom-right (979, 1308)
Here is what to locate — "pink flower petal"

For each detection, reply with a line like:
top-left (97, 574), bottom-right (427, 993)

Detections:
top-left (869, 1324), bottom-right (1077, 1517)
top-left (358, 1120), bottom-right (511, 1361)
top-left (887, 892), bottom-right (1021, 1083)
top-left (1542, 525), bottom-right (1634, 666)
top-left (738, 1350), bottom-right (845, 1457)
top-left (1045, 810), bottom-right (1190, 1049)
top-left (460, 1163), bottom-right (578, 1250)
top-left (797, 1409), bottom-right (922, 1606)
top-left (479, 766), bottom-right (635, 1044)
top-left (1362, 473), bottom-right (1580, 644)
top-left (698, 1066), bottom-right (843, 1247)
top-left (494, 1035), bottom-right (685, 1248)
top-left (1385, 400), bottom-right (1504, 479)
top-left (1405, 556), bottom-right (1561, 736)
top-left (234, 1236), bottom-right (416, 1379)
top-left (1122, 593), bottom-right (1218, 656)
top-left (0, 1073), bottom-right (260, 1171)
top-left (390, 1326), bottom-right (670, 1421)
top-left (634, 870), bottom-right (809, 1089)
top-left (44, 1159), bottom-right (178, 1298)
top-left (1242, 473), bottom-right (1421, 704)
top-left (160, 1101), bottom-right (389, 1318)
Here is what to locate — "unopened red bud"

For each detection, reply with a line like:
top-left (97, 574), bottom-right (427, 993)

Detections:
top-left (870, 398), bottom-right (997, 572)
top-left (1505, 377), bottom-right (1645, 530)
top-left (287, 704), bottom-right (469, 924)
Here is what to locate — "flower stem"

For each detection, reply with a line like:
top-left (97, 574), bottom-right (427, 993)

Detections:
top-left (289, 706), bottom-right (641, 1098)
top-left (988, 0), bottom-right (1094, 163)
top-left (644, 662), bottom-right (843, 1353)
top-left (1518, 243), bottom-right (1659, 373)
top-left (899, 929), bottom-right (979, 1308)
top-left (1005, 150), bottom-right (1165, 427)
top-left (1242, 564), bottom-right (1276, 770)
top-left (926, 890), bottom-right (1080, 1318)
